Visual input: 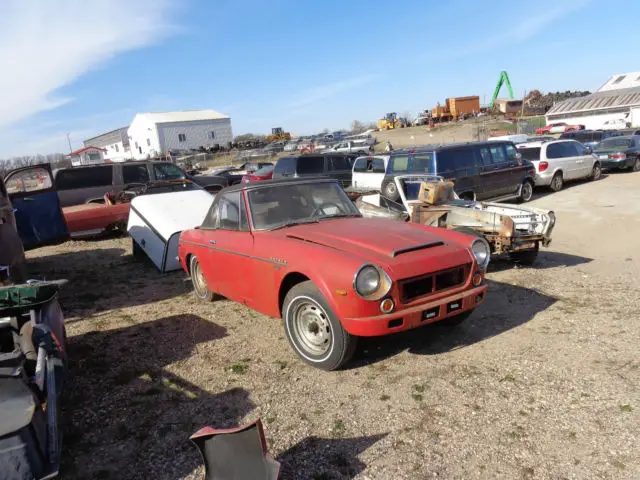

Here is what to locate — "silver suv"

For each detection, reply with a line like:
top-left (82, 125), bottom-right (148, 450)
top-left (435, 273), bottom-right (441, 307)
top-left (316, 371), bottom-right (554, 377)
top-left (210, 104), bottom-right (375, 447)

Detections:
top-left (516, 139), bottom-right (601, 192)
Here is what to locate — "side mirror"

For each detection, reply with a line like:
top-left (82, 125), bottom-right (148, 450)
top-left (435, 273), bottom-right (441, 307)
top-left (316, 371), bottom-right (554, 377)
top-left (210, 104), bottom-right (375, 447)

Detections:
top-left (585, 147), bottom-right (592, 154)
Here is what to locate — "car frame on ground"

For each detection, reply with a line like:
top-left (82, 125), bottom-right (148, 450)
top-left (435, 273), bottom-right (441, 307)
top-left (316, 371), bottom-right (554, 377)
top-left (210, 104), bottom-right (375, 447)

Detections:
top-left (53, 161), bottom-right (228, 207)
top-left (272, 153), bottom-right (354, 188)
top-left (516, 139), bottom-right (602, 192)
top-left (592, 135), bottom-right (640, 171)
top-left (353, 175), bottom-right (555, 265)
top-left (351, 140), bottom-right (536, 203)
top-left (178, 178), bottom-right (489, 370)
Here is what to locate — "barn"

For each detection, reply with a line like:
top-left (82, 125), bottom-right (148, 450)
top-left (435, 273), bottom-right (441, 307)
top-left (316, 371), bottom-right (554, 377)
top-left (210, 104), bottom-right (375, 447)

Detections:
top-left (127, 110), bottom-right (233, 160)
top-left (545, 72), bottom-right (640, 129)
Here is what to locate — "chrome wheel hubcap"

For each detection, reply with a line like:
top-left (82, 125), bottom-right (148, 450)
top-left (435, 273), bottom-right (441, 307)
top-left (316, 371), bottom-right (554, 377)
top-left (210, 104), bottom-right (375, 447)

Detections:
top-left (291, 301), bottom-right (332, 355)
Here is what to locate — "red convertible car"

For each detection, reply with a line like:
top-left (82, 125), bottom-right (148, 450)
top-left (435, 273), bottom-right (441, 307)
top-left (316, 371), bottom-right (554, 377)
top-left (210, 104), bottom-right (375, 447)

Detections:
top-left (178, 178), bottom-right (490, 370)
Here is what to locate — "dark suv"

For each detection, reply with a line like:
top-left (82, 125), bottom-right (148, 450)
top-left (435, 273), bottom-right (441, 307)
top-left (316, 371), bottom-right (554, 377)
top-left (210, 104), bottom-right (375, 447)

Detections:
top-left (54, 161), bottom-right (228, 207)
top-left (559, 129), bottom-right (624, 148)
top-left (271, 153), bottom-right (355, 188)
top-left (351, 140), bottom-right (536, 202)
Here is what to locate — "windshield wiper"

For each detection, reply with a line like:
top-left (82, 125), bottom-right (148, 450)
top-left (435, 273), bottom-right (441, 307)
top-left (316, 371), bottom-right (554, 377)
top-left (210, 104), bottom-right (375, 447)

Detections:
top-left (318, 213), bottom-right (361, 220)
top-left (269, 218), bottom-right (320, 231)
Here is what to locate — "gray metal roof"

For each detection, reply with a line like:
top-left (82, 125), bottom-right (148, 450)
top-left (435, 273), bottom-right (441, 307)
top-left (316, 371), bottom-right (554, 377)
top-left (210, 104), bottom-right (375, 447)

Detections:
top-left (547, 86), bottom-right (640, 115)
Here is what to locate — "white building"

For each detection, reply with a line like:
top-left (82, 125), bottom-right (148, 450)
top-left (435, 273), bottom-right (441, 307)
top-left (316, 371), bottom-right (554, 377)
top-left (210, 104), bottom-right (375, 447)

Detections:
top-left (68, 146), bottom-right (106, 166)
top-left (127, 110), bottom-right (232, 160)
top-left (546, 72), bottom-right (640, 129)
top-left (83, 126), bottom-right (130, 162)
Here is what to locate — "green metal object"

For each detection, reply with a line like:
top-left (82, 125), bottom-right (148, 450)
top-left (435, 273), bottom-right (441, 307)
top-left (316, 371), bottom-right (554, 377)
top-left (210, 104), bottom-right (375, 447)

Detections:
top-left (490, 71), bottom-right (514, 108)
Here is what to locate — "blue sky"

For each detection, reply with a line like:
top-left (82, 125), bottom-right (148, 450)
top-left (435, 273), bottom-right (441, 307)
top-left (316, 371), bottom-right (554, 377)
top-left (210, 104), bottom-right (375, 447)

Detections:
top-left (1, 0), bottom-right (639, 157)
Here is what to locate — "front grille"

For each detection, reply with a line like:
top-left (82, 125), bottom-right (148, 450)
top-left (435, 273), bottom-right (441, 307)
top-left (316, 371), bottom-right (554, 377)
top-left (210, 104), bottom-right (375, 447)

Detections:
top-left (400, 264), bottom-right (470, 303)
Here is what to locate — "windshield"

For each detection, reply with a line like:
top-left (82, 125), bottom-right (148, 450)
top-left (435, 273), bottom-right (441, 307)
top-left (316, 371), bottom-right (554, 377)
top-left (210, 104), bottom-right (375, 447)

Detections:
top-left (248, 181), bottom-right (360, 230)
top-left (518, 147), bottom-right (541, 161)
top-left (595, 137), bottom-right (632, 150)
top-left (253, 165), bottom-right (274, 176)
top-left (389, 153), bottom-right (435, 173)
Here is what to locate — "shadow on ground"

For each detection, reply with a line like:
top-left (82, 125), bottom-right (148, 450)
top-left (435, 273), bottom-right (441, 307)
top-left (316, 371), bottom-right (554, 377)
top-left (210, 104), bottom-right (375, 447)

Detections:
top-left (27, 247), bottom-right (191, 316)
top-left (488, 250), bottom-right (593, 272)
top-left (277, 433), bottom-right (388, 480)
top-left (60, 314), bottom-right (254, 480)
top-left (528, 173), bottom-right (610, 202)
top-left (350, 279), bottom-right (557, 368)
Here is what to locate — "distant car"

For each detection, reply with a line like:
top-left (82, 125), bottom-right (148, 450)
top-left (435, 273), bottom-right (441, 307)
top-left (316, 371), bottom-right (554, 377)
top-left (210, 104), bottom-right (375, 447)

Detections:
top-left (283, 141), bottom-right (299, 152)
top-left (593, 135), bottom-right (640, 171)
top-left (601, 119), bottom-right (627, 130)
top-left (326, 140), bottom-right (373, 155)
top-left (559, 129), bottom-right (624, 149)
top-left (272, 153), bottom-right (353, 187)
top-left (516, 139), bottom-right (601, 191)
top-left (264, 142), bottom-right (285, 153)
top-left (536, 122), bottom-right (584, 134)
top-left (241, 165), bottom-right (274, 183)
top-left (178, 178), bottom-right (489, 370)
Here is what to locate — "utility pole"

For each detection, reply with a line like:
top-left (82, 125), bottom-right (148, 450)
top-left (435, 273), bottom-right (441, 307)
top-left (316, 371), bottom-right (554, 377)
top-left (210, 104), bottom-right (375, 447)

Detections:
top-left (66, 133), bottom-right (73, 153)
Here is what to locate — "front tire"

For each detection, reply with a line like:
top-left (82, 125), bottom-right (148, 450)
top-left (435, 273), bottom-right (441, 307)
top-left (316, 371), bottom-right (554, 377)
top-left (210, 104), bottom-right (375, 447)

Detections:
top-left (590, 162), bottom-right (602, 180)
top-left (381, 178), bottom-right (400, 202)
top-left (509, 242), bottom-right (539, 266)
top-left (549, 172), bottom-right (563, 192)
top-left (517, 180), bottom-right (534, 203)
top-left (283, 281), bottom-right (356, 371)
top-left (190, 255), bottom-right (215, 302)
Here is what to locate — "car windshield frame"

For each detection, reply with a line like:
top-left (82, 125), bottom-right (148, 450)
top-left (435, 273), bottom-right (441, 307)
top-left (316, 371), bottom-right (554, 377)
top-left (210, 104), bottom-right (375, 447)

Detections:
top-left (246, 181), bottom-right (361, 231)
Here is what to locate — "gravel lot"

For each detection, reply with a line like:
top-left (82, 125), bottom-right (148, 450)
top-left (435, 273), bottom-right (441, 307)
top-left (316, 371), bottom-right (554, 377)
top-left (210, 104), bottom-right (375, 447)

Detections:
top-left (27, 169), bottom-right (639, 479)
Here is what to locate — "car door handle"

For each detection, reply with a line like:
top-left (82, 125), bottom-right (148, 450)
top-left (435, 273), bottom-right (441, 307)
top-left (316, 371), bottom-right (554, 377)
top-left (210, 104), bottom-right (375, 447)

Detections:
top-left (209, 239), bottom-right (216, 244)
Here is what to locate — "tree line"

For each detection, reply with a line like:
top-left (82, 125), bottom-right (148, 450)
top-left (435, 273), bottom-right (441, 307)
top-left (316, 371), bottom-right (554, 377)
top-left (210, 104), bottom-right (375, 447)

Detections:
top-left (0, 153), bottom-right (72, 178)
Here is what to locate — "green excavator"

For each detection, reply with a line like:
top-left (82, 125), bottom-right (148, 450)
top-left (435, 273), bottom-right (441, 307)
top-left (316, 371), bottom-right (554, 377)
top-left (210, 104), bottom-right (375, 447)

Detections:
top-left (490, 71), bottom-right (514, 108)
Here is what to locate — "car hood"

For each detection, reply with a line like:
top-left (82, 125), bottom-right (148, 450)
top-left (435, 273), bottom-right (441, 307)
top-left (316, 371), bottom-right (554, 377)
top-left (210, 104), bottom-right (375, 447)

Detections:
top-left (270, 217), bottom-right (472, 275)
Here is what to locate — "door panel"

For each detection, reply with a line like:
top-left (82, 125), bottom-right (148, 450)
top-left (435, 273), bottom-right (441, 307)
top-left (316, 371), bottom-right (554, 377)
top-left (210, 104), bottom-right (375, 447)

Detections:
top-left (5, 165), bottom-right (69, 249)
top-left (504, 143), bottom-right (528, 193)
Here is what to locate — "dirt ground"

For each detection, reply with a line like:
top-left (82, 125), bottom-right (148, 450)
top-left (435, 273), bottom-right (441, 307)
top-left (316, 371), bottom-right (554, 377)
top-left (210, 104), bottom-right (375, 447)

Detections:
top-left (27, 166), bottom-right (639, 479)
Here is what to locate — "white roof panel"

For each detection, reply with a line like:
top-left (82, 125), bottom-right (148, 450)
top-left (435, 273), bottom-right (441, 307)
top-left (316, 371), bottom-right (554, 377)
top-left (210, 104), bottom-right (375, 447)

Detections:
top-left (597, 72), bottom-right (640, 92)
top-left (130, 190), bottom-right (214, 240)
top-left (136, 110), bottom-right (230, 124)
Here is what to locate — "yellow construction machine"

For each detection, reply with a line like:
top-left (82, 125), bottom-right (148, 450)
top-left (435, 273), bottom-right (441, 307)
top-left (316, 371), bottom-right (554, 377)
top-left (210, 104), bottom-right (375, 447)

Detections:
top-left (378, 112), bottom-right (400, 130)
top-left (266, 127), bottom-right (291, 142)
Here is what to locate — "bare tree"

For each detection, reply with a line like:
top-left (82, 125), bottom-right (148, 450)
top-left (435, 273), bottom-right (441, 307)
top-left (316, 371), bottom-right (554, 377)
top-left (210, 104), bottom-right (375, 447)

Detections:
top-left (351, 120), bottom-right (365, 134)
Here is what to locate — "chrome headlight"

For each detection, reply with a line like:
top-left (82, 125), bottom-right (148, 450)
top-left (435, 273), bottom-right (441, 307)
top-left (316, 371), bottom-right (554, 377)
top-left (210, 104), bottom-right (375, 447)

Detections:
top-left (353, 264), bottom-right (392, 300)
top-left (471, 238), bottom-right (490, 270)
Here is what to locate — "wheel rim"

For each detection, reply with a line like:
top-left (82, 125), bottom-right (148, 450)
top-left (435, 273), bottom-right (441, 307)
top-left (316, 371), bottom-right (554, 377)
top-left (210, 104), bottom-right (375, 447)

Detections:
top-left (552, 175), bottom-right (562, 190)
top-left (191, 259), bottom-right (208, 297)
top-left (522, 182), bottom-right (532, 200)
top-left (386, 183), bottom-right (397, 196)
top-left (635, 159), bottom-right (640, 171)
top-left (593, 164), bottom-right (601, 179)
top-left (290, 299), bottom-right (332, 356)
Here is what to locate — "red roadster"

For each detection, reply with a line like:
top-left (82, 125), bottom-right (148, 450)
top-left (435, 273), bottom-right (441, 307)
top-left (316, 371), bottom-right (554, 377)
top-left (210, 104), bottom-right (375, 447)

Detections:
top-left (178, 178), bottom-right (489, 370)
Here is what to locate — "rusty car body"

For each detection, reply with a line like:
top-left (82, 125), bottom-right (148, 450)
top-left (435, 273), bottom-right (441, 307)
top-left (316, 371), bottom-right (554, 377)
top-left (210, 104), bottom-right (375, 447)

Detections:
top-left (178, 178), bottom-right (490, 370)
top-left (359, 175), bottom-right (555, 265)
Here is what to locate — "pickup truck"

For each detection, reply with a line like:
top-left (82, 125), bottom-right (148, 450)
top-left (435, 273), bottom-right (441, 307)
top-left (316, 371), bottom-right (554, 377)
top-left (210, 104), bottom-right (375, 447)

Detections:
top-left (326, 141), bottom-right (373, 155)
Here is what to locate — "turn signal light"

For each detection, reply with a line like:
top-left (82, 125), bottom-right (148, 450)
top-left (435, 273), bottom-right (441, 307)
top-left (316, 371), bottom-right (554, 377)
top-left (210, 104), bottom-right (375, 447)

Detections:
top-left (472, 272), bottom-right (483, 286)
top-left (538, 161), bottom-right (549, 172)
top-left (380, 298), bottom-right (395, 314)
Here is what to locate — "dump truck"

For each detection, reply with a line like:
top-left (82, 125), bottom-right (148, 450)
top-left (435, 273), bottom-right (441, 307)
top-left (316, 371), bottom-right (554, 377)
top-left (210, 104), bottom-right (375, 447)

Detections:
top-left (432, 96), bottom-right (480, 121)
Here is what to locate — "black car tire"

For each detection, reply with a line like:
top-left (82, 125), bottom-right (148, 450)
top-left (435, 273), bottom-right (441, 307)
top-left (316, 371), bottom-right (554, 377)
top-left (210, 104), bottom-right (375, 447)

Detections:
top-left (549, 172), bottom-right (563, 192)
top-left (632, 157), bottom-right (640, 172)
top-left (190, 255), bottom-right (216, 302)
top-left (282, 280), bottom-right (357, 371)
top-left (509, 242), bottom-right (539, 266)
top-left (517, 180), bottom-right (534, 203)
top-left (381, 178), bottom-right (400, 202)
top-left (439, 309), bottom-right (473, 326)
top-left (590, 162), bottom-right (602, 180)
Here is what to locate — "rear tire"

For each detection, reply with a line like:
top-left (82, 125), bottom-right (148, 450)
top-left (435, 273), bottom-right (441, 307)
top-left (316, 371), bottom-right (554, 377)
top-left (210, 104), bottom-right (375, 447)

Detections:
top-left (590, 162), bottom-right (601, 180)
top-left (282, 280), bottom-right (356, 371)
top-left (631, 157), bottom-right (640, 172)
top-left (549, 172), bottom-right (563, 192)
top-left (439, 309), bottom-right (473, 326)
top-left (509, 242), bottom-right (539, 266)
top-left (517, 180), bottom-right (534, 203)
top-left (190, 255), bottom-right (215, 302)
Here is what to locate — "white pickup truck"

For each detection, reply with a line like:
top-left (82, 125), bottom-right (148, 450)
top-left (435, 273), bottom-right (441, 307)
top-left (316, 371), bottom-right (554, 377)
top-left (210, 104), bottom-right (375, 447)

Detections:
top-left (326, 140), bottom-right (373, 155)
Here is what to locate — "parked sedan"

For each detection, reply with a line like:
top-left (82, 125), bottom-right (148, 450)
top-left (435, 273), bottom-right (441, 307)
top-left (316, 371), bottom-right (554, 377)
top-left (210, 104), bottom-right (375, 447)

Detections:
top-left (178, 178), bottom-right (489, 370)
top-left (593, 135), bottom-right (640, 171)
top-left (241, 165), bottom-right (274, 183)
top-left (536, 122), bottom-right (584, 134)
